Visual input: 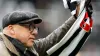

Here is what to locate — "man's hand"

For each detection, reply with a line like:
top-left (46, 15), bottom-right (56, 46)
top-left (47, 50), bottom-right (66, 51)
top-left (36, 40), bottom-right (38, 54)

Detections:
top-left (75, 4), bottom-right (80, 18)
top-left (75, 2), bottom-right (93, 18)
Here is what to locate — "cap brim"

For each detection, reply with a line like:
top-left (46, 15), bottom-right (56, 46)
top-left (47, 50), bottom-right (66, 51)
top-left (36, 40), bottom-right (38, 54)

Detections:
top-left (18, 18), bottom-right (42, 24)
top-left (33, 18), bottom-right (42, 24)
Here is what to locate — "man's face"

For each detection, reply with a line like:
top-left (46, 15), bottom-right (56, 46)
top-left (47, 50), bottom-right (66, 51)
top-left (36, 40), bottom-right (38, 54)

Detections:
top-left (12, 23), bottom-right (38, 47)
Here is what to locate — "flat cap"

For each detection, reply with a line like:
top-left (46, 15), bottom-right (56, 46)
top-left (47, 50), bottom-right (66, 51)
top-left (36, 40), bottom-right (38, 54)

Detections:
top-left (2, 11), bottom-right (42, 28)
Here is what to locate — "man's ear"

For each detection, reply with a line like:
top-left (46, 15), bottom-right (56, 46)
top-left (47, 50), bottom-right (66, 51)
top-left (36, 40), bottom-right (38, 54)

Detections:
top-left (8, 25), bottom-right (15, 35)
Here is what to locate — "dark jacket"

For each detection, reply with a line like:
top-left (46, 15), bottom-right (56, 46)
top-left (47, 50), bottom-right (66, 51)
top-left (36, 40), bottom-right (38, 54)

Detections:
top-left (0, 16), bottom-right (76, 56)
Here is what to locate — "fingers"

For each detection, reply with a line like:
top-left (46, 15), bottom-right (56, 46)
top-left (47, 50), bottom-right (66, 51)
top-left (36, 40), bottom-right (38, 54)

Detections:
top-left (75, 4), bottom-right (80, 17)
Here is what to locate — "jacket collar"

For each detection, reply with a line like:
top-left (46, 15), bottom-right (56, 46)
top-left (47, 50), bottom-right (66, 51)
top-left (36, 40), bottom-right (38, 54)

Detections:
top-left (5, 34), bottom-right (27, 54)
top-left (0, 32), bottom-right (20, 56)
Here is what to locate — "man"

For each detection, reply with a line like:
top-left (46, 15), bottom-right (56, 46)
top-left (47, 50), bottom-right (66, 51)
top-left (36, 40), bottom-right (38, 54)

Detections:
top-left (0, 5), bottom-right (80, 56)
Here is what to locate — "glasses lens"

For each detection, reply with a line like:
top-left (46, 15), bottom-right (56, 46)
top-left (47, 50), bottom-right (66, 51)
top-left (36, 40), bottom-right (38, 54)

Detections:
top-left (18, 23), bottom-right (38, 31)
top-left (29, 24), bottom-right (39, 31)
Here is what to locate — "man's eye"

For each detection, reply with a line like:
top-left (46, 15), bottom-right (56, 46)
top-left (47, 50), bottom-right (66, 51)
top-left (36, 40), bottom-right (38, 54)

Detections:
top-left (25, 26), bottom-right (29, 28)
top-left (23, 24), bottom-right (30, 28)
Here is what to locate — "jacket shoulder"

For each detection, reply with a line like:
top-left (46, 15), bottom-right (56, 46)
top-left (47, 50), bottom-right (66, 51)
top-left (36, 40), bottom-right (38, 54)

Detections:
top-left (0, 34), bottom-right (11, 56)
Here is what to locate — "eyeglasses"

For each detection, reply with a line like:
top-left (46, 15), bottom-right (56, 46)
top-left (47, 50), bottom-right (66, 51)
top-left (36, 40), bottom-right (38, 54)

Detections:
top-left (18, 23), bottom-right (39, 32)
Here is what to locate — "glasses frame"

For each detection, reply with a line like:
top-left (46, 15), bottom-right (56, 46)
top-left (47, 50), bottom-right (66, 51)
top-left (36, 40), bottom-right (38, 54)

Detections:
top-left (17, 23), bottom-right (39, 32)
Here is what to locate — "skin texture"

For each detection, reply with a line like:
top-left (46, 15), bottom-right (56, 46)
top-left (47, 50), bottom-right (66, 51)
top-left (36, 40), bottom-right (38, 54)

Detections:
top-left (76, 4), bottom-right (80, 17)
top-left (3, 24), bottom-right (38, 47)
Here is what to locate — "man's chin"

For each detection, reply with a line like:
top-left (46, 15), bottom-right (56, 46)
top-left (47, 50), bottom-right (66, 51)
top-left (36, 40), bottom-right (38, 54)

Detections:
top-left (26, 42), bottom-right (34, 47)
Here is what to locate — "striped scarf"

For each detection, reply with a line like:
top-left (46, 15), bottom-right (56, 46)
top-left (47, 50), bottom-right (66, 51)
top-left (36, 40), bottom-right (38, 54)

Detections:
top-left (46, 0), bottom-right (93, 56)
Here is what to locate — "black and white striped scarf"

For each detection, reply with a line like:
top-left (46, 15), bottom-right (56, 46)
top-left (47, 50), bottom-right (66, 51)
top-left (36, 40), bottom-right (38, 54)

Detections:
top-left (46, 0), bottom-right (93, 56)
